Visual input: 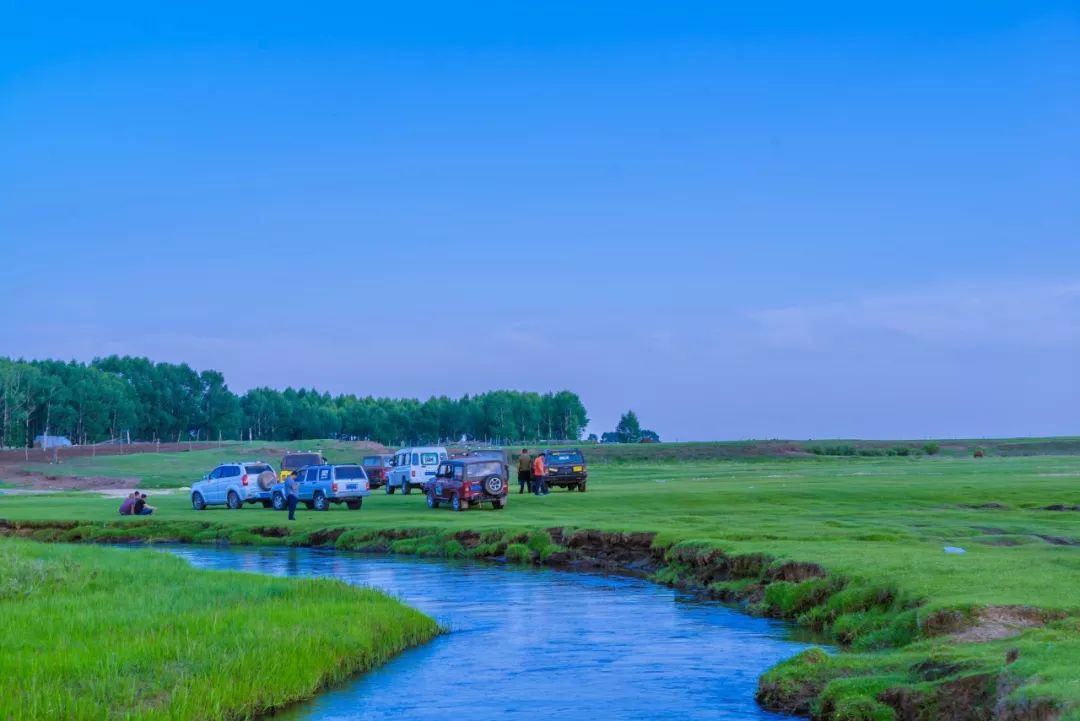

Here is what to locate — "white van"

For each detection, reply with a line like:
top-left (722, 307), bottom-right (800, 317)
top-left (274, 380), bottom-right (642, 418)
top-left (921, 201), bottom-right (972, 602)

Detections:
top-left (386, 446), bottom-right (448, 495)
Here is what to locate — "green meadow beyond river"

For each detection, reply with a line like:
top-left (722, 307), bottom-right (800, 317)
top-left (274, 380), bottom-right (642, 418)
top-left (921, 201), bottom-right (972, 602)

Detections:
top-left (163, 545), bottom-right (815, 721)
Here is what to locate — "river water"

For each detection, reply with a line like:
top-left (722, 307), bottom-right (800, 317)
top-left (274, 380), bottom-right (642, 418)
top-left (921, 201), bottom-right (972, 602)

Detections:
top-left (165, 546), bottom-right (810, 721)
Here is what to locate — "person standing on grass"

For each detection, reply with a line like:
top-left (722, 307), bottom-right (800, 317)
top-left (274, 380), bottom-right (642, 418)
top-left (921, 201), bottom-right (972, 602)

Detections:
top-left (286, 474), bottom-right (300, 521)
top-left (532, 452), bottom-right (549, 496)
top-left (517, 449), bottom-right (532, 494)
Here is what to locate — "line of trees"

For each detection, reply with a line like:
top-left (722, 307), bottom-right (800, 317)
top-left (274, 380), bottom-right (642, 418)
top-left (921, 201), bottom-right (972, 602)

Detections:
top-left (0, 356), bottom-right (589, 449)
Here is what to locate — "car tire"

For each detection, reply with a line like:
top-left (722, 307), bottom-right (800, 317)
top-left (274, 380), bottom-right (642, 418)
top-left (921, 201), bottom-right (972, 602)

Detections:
top-left (483, 476), bottom-right (505, 495)
top-left (272, 493), bottom-right (285, 511)
top-left (313, 492), bottom-right (329, 512)
top-left (227, 491), bottom-right (242, 510)
top-left (492, 498), bottom-right (506, 510)
top-left (346, 499), bottom-right (362, 510)
top-left (451, 494), bottom-right (462, 512)
top-left (191, 492), bottom-right (206, 511)
top-left (402, 482), bottom-right (411, 495)
top-left (426, 491), bottom-right (439, 509)
top-left (578, 483), bottom-right (587, 492)
top-left (386, 483), bottom-right (395, 495)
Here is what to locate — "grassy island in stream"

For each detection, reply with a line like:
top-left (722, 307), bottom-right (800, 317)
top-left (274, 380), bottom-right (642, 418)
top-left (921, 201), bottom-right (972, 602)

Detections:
top-left (4, 440), bottom-right (1080, 720)
top-left (0, 539), bottom-right (439, 721)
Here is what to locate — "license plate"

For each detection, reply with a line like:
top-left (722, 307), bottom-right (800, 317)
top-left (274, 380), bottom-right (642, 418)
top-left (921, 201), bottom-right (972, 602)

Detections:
top-left (573, 466), bottom-right (583, 472)
top-left (347, 484), bottom-right (358, 490)
top-left (470, 484), bottom-right (481, 492)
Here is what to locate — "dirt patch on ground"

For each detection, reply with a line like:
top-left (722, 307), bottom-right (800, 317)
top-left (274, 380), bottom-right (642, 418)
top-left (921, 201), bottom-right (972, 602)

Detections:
top-left (951, 607), bottom-right (1059, 643)
top-left (1042, 504), bottom-right (1080, 512)
top-left (0, 468), bottom-right (138, 491)
top-left (959, 503), bottom-right (1010, 510)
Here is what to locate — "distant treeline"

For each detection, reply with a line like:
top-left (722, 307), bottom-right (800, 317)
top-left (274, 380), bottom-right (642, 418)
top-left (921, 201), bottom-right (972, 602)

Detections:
top-left (0, 356), bottom-right (589, 448)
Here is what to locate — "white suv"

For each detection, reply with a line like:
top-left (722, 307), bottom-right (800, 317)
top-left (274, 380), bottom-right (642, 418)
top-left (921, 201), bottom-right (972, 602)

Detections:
top-left (190, 461), bottom-right (277, 510)
top-left (386, 446), bottom-right (448, 495)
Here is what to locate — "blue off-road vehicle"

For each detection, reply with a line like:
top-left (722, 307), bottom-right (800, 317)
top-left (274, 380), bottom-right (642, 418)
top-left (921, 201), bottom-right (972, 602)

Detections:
top-left (271, 464), bottom-right (371, 511)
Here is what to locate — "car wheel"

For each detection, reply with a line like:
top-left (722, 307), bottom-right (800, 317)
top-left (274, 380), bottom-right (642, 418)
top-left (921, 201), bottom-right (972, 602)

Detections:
top-left (227, 491), bottom-right (241, 510)
top-left (402, 482), bottom-right (411, 495)
top-left (191, 492), bottom-right (206, 511)
top-left (492, 498), bottom-right (506, 510)
top-left (272, 493), bottom-right (285, 511)
top-left (346, 499), bottom-right (362, 510)
top-left (451, 494), bottom-right (462, 512)
top-left (483, 476), bottom-right (505, 495)
top-left (386, 482), bottom-right (395, 495)
top-left (313, 492), bottom-right (329, 511)
top-left (426, 491), bottom-right (439, 509)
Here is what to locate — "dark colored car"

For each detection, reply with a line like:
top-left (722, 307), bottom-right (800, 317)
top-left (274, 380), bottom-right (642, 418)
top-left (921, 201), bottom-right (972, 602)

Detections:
top-left (468, 448), bottom-right (510, 480)
top-left (543, 449), bottom-right (588, 491)
top-left (423, 458), bottom-right (508, 512)
top-left (279, 451), bottom-right (327, 482)
top-left (361, 454), bottom-right (394, 489)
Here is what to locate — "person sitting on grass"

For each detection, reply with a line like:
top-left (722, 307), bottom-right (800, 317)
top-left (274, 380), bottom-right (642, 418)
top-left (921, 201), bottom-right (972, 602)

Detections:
top-left (118, 492), bottom-right (136, 516)
top-left (131, 493), bottom-right (156, 516)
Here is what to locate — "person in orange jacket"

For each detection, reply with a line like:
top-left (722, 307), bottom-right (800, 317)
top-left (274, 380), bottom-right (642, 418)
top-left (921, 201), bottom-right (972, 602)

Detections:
top-left (532, 452), bottom-right (549, 496)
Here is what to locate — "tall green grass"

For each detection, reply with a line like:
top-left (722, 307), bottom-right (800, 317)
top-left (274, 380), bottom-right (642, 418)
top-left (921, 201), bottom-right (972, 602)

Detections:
top-left (0, 539), bottom-right (439, 721)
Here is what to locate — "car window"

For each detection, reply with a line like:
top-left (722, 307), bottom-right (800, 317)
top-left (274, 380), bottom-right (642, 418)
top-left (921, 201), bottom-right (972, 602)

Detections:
top-left (319, 467), bottom-right (331, 481)
top-left (222, 465), bottom-right (238, 477)
top-left (453, 465), bottom-right (464, 481)
top-left (305, 468), bottom-right (319, 482)
top-left (335, 466), bottom-right (366, 480)
top-left (208, 466), bottom-right (222, 479)
top-left (245, 464), bottom-right (272, 474)
top-left (420, 452), bottom-right (439, 465)
top-left (466, 461), bottom-right (503, 479)
top-left (548, 451), bottom-right (584, 464)
top-left (411, 453), bottom-right (419, 465)
top-left (362, 456), bottom-right (380, 466)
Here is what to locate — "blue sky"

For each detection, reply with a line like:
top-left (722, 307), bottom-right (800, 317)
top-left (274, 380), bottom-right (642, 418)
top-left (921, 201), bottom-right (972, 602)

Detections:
top-left (2, 1), bottom-right (1078, 440)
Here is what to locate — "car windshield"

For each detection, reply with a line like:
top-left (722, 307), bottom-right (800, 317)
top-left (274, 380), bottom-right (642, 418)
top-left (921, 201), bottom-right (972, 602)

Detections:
top-left (420, 452), bottom-right (440, 465)
top-left (282, 453), bottom-right (322, 470)
top-left (244, 464), bottom-right (272, 474)
top-left (471, 450), bottom-right (503, 459)
top-left (335, 466), bottom-right (365, 480)
top-left (362, 456), bottom-right (386, 466)
top-left (465, 461), bottom-right (503, 479)
top-left (547, 451), bottom-right (584, 464)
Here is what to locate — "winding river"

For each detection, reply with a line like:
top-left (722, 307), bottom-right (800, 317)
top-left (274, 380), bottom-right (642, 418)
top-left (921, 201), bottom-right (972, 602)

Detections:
top-left (166, 546), bottom-right (810, 721)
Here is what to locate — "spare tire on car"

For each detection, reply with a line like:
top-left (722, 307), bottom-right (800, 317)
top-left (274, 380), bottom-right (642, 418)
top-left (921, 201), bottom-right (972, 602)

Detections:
top-left (257, 470), bottom-right (276, 491)
top-left (484, 476), bottom-right (505, 495)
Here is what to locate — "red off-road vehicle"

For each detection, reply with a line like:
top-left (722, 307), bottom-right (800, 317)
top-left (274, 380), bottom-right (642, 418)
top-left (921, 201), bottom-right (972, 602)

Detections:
top-left (361, 454), bottom-right (393, 489)
top-left (423, 457), bottom-right (508, 512)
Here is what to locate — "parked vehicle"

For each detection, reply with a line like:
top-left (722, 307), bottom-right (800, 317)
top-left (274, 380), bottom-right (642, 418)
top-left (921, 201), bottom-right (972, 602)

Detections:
top-left (271, 464), bottom-right (370, 511)
top-left (361, 454), bottom-right (394, 489)
top-left (279, 451), bottom-right (326, 481)
top-left (386, 446), bottom-right (448, 495)
top-left (468, 448), bottom-right (510, 480)
top-left (423, 457), bottom-right (508, 511)
top-left (190, 461), bottom-right (278, 510)
top-left (542, 449), bottom-right (589, 491)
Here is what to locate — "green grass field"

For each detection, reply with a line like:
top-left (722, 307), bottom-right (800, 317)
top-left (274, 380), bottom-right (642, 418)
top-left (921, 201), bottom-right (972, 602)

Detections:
top-left (4, 443), bottom-right (1080, 719)
top-left (0, 539), bottom-right (439, 721)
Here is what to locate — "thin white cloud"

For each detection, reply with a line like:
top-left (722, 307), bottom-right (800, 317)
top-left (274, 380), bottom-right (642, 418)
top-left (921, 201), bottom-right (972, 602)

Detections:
top-left (750, 281), bottom-right (1080, 350)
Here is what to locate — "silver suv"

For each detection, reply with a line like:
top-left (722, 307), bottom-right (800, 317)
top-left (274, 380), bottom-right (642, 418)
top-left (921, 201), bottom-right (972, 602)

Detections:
top-left (190, 461), bottom-right (277, 510)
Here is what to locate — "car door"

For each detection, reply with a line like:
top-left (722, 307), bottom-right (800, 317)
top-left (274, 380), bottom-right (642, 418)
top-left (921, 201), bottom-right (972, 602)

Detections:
top-left (448, 463), bottom-right (464, 500)
top-left (220, 465), bottom-right (241, 502)
top-left (204, 466), bottom-right (223, 503)
top-left (396, 451), bottom-right (409, 488)
top-left (302, 467), bottom-right (320, 500)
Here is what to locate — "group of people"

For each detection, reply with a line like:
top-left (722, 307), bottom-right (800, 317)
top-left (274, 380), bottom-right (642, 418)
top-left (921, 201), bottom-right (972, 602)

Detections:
top-left (118, 492), bottom-right (155, 516)
top-left (516, 449), bottom-right (550, 496)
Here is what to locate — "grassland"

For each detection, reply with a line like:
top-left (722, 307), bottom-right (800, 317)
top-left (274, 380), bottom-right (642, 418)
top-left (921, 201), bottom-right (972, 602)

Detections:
top-left (4, 443), bottom-right (1080, 719)
top-left (0, 539), bottom-right (439, 721)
